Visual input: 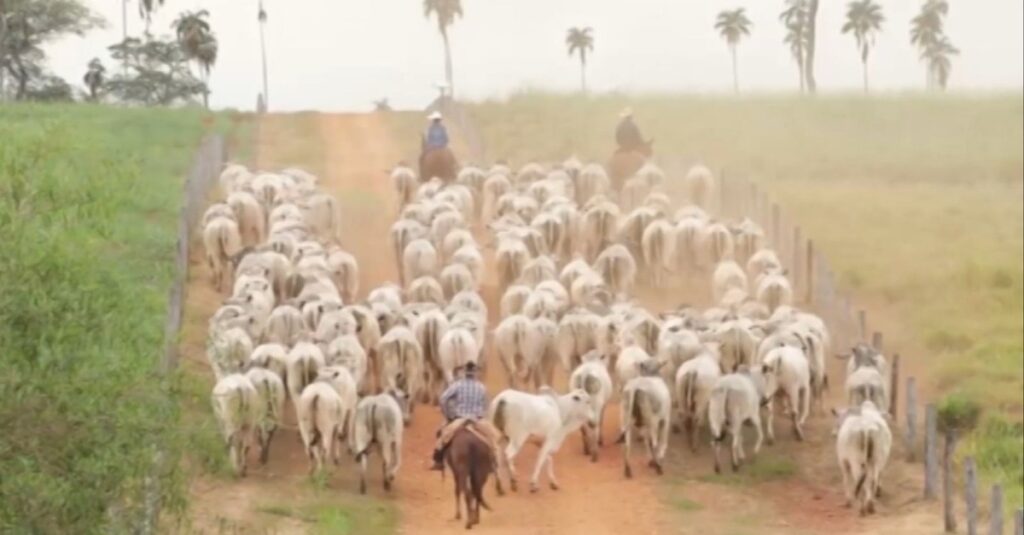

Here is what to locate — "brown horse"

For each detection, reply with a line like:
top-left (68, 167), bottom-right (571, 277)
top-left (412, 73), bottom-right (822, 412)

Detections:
top-left (444, 426), bottom-right (496, 529)
top-left (608, 139), bottom-right (654, 192)
top-left (419, 147), bottom-right (458, 184)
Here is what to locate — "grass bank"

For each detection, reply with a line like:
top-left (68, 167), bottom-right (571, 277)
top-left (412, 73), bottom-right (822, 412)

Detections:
top-left (467, 91), bottom-right (1023, 513)
top-left (0, 104), bottom-right (241, 533)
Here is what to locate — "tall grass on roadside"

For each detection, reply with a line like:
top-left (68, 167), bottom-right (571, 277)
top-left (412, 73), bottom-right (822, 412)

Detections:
top-left (0, 104), bottom-right (219, 533)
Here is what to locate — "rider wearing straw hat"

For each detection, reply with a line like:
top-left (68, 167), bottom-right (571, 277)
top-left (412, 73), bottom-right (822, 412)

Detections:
top-left (424, 111), bottom-right (450, 152)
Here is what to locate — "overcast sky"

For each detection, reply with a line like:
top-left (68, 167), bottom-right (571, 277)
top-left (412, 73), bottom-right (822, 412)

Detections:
top-left (47, 0), bottom-right (1024, 112)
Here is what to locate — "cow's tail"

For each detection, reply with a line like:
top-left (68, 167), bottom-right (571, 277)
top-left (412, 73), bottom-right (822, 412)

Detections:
top-left (682, 370), bottom-right (698, 415)
top-left (307, 394), bottom-right (321, 448)
top-left (854, 428), bottom-right (875, 499)
top-left (491, 398), bottom-right (509, 442)
top-left (708, 386), bottom-right (728, 442)
top-left (356, 404), bottom-right (378, 460)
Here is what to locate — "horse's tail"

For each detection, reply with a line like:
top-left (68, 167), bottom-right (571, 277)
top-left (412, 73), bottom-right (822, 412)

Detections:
top-left (470, 439), bottom-right (492, 511)
top-left (491, 398), bottom-right (509, 442)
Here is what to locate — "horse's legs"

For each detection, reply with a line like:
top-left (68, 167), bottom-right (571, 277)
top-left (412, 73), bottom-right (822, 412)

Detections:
top-left (453, 465), bottom-right (463, 520)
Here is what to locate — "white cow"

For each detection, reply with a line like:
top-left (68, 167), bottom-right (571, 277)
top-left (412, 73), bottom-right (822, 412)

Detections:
top-left (352, 390), bottom-right (408, 494)
top-left (832, 401), bottom-right (892, 515)
top-left (708, 370), bottom-right (768, 473)
top-left (674, 351), bottom-right (722, 451)
top-left (620, 369), bottom-right (672, 478)
top-left (210, 374), bottom-right (261, 476)
top-left (489, 388), bottom-right (596, 492)
top-left (568, 351), bottom-right (614, 460)
top-left (760, 345), bottom-right (811, 442)
top-left (244, 367), bottom-right (286, 464)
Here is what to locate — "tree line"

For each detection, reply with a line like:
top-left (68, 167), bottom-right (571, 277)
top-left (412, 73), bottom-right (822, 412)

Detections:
top-left (0, 0), bottom-right (218, 106)
top-left (0, 0), bottom-right (963, 108)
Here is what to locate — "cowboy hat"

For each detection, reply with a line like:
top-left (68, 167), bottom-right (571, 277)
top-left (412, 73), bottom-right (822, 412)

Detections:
top-left (427, 111), bottom-right (443, 121)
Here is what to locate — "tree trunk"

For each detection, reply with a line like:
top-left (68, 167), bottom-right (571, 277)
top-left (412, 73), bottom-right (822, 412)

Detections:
top-left (944, 430), bottom-right (958, 533)
top-left (730, 44), bottom-right (739, 94)
top-left (863, 58), bottom-right (869, 94)
top-left (0, 0), bottom-right (7, 101)
top-left (259, 21), bottom-right (269, 110)
top-left (580, 53), bottom-right (587, 92)
top-left (804, 0), bottom-right (819, 93)
top-left (441, 29), bottom-right (453, 99)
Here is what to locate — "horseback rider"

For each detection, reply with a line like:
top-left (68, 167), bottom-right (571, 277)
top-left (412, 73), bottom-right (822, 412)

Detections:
top-left (615, 107), bottom-right (645, 153)
top-left (423, 111), bottom-right (449, 153)
top-left (430, 362), bottom-right (506, 472)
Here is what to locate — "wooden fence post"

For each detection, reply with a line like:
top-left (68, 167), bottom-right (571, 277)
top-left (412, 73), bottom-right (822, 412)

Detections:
top-left (905, 377), bottom-right (918, 461)
top-left (925, 404), bottom-right (938, 500)
top-left (872, 331), bottom-right (884, 352)
top-left (967, 457), bottom-right (978, 535)
top-left (858, 310), bottom-right (867, 342)
top-left (1014, 508), bottom-right (1022, 535)
top-left (805, 241), bottom-right (815, 304)
top-left (772, 203), bottom-right (781, 250)
top-left (890, 353), bottom-right (900, 423)
top-left (990, 484), bottom-right (1003, 535)
top-left (945, 431), bottom-right (957, 533)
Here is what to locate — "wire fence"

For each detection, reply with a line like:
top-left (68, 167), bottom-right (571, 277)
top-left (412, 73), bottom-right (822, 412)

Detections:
top-left (139, 134), bottom-right (226, 534)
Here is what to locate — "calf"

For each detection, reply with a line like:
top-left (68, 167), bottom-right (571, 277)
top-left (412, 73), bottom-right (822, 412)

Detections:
top-left (489, 387), bottom-right (595, 492)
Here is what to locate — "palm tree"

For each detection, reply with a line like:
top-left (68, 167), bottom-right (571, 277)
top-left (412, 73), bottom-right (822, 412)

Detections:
top-left (910, 0), bottom-right (955, 90)
top-left (258, 1), bottom-right (269, 111)
top-left (780, 0), bottom-right (808, 92)
top-left (714, 8), bottom-right (752, 94)
top-left (423, 0), bottom-right (462, 98)
top-left (922, 35), bottom-right (958, 90)
top-left (172, 10), bottom-right (217, 108)
top-left (565, 27), bottom-right (594, 92)
top-left (138, 0), bottom-right (164, 30)
top-left (83, 58), bottom-right (105, 101)
top-left (842, 0), bottom-right (884, 93)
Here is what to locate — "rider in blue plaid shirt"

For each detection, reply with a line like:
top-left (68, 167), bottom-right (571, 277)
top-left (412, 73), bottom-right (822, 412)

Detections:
top-left (430, 362), bottom-right (505, 471)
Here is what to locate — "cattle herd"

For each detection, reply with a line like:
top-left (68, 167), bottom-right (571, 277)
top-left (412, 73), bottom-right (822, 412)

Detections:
top-left (199, 155), bottom-right (895, 524)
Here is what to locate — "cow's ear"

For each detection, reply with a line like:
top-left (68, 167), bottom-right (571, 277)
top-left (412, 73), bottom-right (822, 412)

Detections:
top-left (571, 394), bottom-right (581, 402)
top-left (762, 365), bottom-right (771, 375)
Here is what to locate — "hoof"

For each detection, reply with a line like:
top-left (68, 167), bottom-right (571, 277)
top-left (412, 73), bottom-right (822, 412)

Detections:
top-left (529, 483), bottom-right (539, 493)
top-left (714, 464), bottom-right (721, 475)
top-left (510, 480), bottom-right (518, 493)
top-left (624, 465), bottom-right (633, 479)
top-left (731, 462), bottom-right (739, 473)
top-left (359, 482), bottom-right (367, 494)
top-left (590, 454), bottom-right (598, 463)
top-left (549, 481), bottom-right (559, 491)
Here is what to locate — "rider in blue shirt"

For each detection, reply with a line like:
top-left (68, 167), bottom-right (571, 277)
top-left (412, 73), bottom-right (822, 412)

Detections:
top-left (424, 111), bottom-right (449, 151)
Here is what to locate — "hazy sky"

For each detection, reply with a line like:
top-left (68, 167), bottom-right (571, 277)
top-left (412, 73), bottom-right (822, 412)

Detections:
top-left (47, 0), bottom-right (1024, 112)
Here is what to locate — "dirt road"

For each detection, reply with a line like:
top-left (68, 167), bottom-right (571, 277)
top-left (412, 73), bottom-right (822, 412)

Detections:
top-left (182, 112), bottom-right (942, 534)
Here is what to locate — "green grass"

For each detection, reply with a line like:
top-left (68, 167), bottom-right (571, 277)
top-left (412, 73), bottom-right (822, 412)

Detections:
top-left (698, 452), bottom-right (799, 485)
top-left (0, 103), bottom-right (238, 533)
top-left (466, 90), bottom-right (1023, 516)
top-left (254, 497), bottom-right (396, 535)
